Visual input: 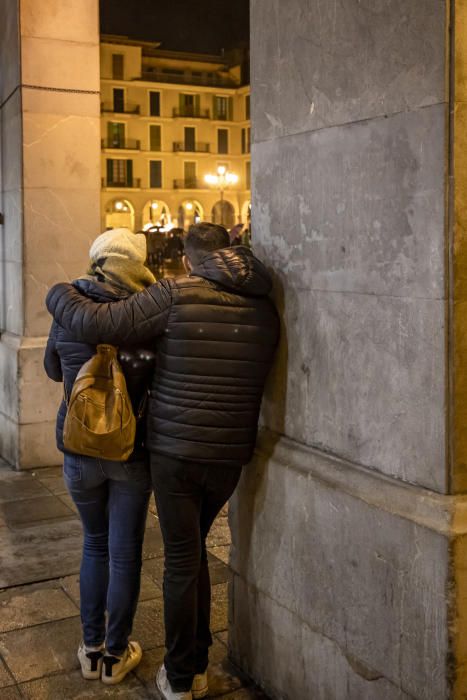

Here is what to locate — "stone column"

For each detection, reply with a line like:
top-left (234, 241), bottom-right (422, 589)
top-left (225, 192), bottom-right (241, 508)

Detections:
top-left (0, 0), bottom-right (100, 468)
top-left (229, 2), bottom-right (467, 698)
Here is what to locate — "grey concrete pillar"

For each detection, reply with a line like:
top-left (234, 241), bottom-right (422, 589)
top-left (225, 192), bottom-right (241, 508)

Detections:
top-left (229, 2), bottom-right (467, 698)
top-left (0, 0), bottom-right (100, 468)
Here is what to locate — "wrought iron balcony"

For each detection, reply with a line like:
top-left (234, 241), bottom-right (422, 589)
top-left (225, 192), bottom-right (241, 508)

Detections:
top-left (173, 142), bottom-right (210, 153)
top-left (101, 139), bottom-right (141, 150)
top-left (172, 108), bottom-right (211, 119)
top-left (102, 178), bottom-right (142, 189)
top-left (173, 178), bottom-right (204, 189)
top-left (140, 70), bottom-right (238, 88)
top-left (101, 102), bottom-right (141, 115)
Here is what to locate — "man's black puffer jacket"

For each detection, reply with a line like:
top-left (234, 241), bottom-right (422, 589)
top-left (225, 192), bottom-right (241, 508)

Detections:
top-left (44, 277), bottom-right (155, 461)
top-left (46, 247), bottom-right (280, 467)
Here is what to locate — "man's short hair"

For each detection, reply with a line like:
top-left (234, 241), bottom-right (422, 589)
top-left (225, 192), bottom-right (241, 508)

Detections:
top-left (184, 222), bottom-right (230, 265)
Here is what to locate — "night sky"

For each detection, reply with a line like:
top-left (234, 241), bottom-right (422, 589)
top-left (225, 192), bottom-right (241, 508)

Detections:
top-left (100, 0), bottom-right (250, 55)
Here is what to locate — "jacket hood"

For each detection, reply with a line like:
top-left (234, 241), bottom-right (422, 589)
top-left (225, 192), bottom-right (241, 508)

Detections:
top-left (191, 246), bottom-right (272, 297)
top-left (72, 276), bottom-right (130, 302)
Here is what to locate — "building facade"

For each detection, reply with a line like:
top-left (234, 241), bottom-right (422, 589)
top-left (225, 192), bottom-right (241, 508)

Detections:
top-left (100, 36), bottom-right (251, 233)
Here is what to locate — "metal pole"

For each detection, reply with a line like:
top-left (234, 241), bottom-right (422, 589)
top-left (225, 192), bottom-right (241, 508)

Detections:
top-left (220, 187), bottom-right (224, 225)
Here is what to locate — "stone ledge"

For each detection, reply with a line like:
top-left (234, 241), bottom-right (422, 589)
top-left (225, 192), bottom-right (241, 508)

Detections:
top-left (255, 430), bottom-right (467, 535)
top-left (0, 331), bottom-right (49, 350)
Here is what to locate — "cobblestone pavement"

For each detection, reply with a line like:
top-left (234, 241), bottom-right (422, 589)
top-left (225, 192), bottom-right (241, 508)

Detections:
top-left (0, 461), bottom-right (268, 699)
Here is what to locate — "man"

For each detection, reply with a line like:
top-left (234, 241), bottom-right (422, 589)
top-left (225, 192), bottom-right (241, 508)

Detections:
top-left (46, 223), bottom-right (279, 700)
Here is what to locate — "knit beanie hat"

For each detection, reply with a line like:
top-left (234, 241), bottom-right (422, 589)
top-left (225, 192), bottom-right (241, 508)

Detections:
top-left (86, 228), bottom-right (156, 293)
top-left (90, 227), bottom-right (147, 264)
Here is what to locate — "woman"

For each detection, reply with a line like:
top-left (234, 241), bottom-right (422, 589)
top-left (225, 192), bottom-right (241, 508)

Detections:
top-left (44, 228), bottom-right (156, 685)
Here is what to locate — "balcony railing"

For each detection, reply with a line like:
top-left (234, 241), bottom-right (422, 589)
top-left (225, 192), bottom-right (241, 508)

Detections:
top-left (172, 108), bottom-right (211, 119)
top-left (102, 178), bottom-right (142, 189)
top-left (173, 142), bottom-right (210, 153)
top-left (140, 71), bottom-right (238, 88)
top-left (101, 139), bottom-right (141, 150)
top-left (101, 102), bottom-right (141, 115)
top-left (173, 178), bottom-right (204, 189)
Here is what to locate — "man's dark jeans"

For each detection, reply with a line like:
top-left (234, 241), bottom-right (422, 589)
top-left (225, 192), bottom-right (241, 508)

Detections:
top-left (151, 453), bottom-right (242, 693)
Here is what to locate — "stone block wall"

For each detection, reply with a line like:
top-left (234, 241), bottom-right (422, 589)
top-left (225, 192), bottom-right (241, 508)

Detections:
top-left (251, 0), bottom-right (448, 492)
top-left (229, 2), bottom-right (467, 697)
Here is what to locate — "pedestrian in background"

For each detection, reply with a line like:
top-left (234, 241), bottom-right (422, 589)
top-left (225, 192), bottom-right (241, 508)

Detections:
top-left (228, 222), bottom-right (244, 246)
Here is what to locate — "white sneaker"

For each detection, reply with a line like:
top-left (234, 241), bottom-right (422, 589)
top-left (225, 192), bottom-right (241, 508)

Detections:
top-left (101, 640), bottom-right (142, 685)
top-left (77, 641), bottom-right (104, 680)
top-left (192, 671), bottom-right (208, 698)
top-left (156, 664), bottom-right (193, 699)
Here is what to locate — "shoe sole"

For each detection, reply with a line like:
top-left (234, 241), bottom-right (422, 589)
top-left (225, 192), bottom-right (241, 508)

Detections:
top-left (78, 654), bottom-right (103, 681)
top-left (153, 677), bottom-right (166, 699)
top-left (80, 668), bottom-right (102, 681)
top-left (101, 651), bottom-right (142, 685)
top-left (154, 676), bottom-right (206, 699)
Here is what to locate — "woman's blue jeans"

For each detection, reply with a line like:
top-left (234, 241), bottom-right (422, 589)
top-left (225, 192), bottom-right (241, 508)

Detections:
top-left (63, 454), bottom-right (151, 655)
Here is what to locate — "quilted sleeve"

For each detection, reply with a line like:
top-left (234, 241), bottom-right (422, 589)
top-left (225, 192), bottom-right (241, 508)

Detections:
top-left (43, 320), bottom-right (63, 382)
top-left (45, 279), bottom-right (173, 345)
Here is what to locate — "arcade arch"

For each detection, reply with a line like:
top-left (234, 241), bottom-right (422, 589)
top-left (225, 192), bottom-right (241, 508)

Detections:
top-left (104, 198), bottom-right (135, 231)
top-left (142, 199), bottom-right (171, 230)
top-left (211, 200), bottom-right (235, 229)
top-left (177, 200), bottom-right (204, 229)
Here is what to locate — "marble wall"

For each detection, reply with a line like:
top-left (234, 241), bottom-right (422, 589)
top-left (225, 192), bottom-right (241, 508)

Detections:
top-left (252, 0), bottom-right (448, 492)
top-left (0, 0), bottom-right (101, 468)
top-left (229, 2), bottom-right (467, 698)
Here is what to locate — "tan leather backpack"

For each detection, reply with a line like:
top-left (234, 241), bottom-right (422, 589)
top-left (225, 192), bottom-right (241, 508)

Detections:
top-left (63, 345), bottom-right (136, 461)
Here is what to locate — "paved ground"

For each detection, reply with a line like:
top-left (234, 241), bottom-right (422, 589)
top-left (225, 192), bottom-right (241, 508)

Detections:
top-left (0, 461), bottom-right (268, 699)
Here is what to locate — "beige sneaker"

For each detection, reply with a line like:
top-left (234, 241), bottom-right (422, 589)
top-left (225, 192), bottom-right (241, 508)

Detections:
top-left (192, 671), bottom-right (208, 698)
top-left (156, 664), bottom-right (193, 699)
top-left (101, 640), bottom-right (142, 685)
top-left (77, 641), bottom-right (105, 680)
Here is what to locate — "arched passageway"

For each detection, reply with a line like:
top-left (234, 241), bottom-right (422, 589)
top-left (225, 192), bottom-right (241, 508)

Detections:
top-left (104, 198), bottom-right (135, 231)
top-left (178, 200), bottom-right (203, 229)
top-left (211, 200), bottom-right (235, 229)
top-left (142, 199), bottom-right (171, 230)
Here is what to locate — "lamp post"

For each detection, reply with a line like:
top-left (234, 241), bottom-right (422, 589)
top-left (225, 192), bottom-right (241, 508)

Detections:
top-left (204, 166), bottom-right (238, 226)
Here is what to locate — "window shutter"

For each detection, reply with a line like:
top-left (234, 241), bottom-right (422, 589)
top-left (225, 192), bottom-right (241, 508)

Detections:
top-left (149, 92), bottom-right (160, 117)
top-left (150, 161), bottom-right (162, 188)
top-left (228, 97), bottom-right (233, 120)
top-left (126, 160), bottom-right (133, 186)
top-left (195, 94), bottom-right (200, 114)
top-left (150, 125), bottom-right (161, 151)
top-left (213, 96), bottom-right (218, 120)
top-left (106, 159), bottom-right (113, 184)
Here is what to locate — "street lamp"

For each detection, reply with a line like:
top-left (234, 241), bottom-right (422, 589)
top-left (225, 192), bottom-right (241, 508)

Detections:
top-left (204, 165), bottom-right (238, 225)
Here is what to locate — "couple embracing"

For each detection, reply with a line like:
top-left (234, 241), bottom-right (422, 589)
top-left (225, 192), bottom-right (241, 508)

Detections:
top-left (44, 223), bottom-right (279, 699)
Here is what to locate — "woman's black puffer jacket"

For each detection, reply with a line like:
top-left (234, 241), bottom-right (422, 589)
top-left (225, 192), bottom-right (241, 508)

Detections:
top-left (46, 247), bottom-right (280, 468)
top-left (44, 278), bottom-right (155, 461)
